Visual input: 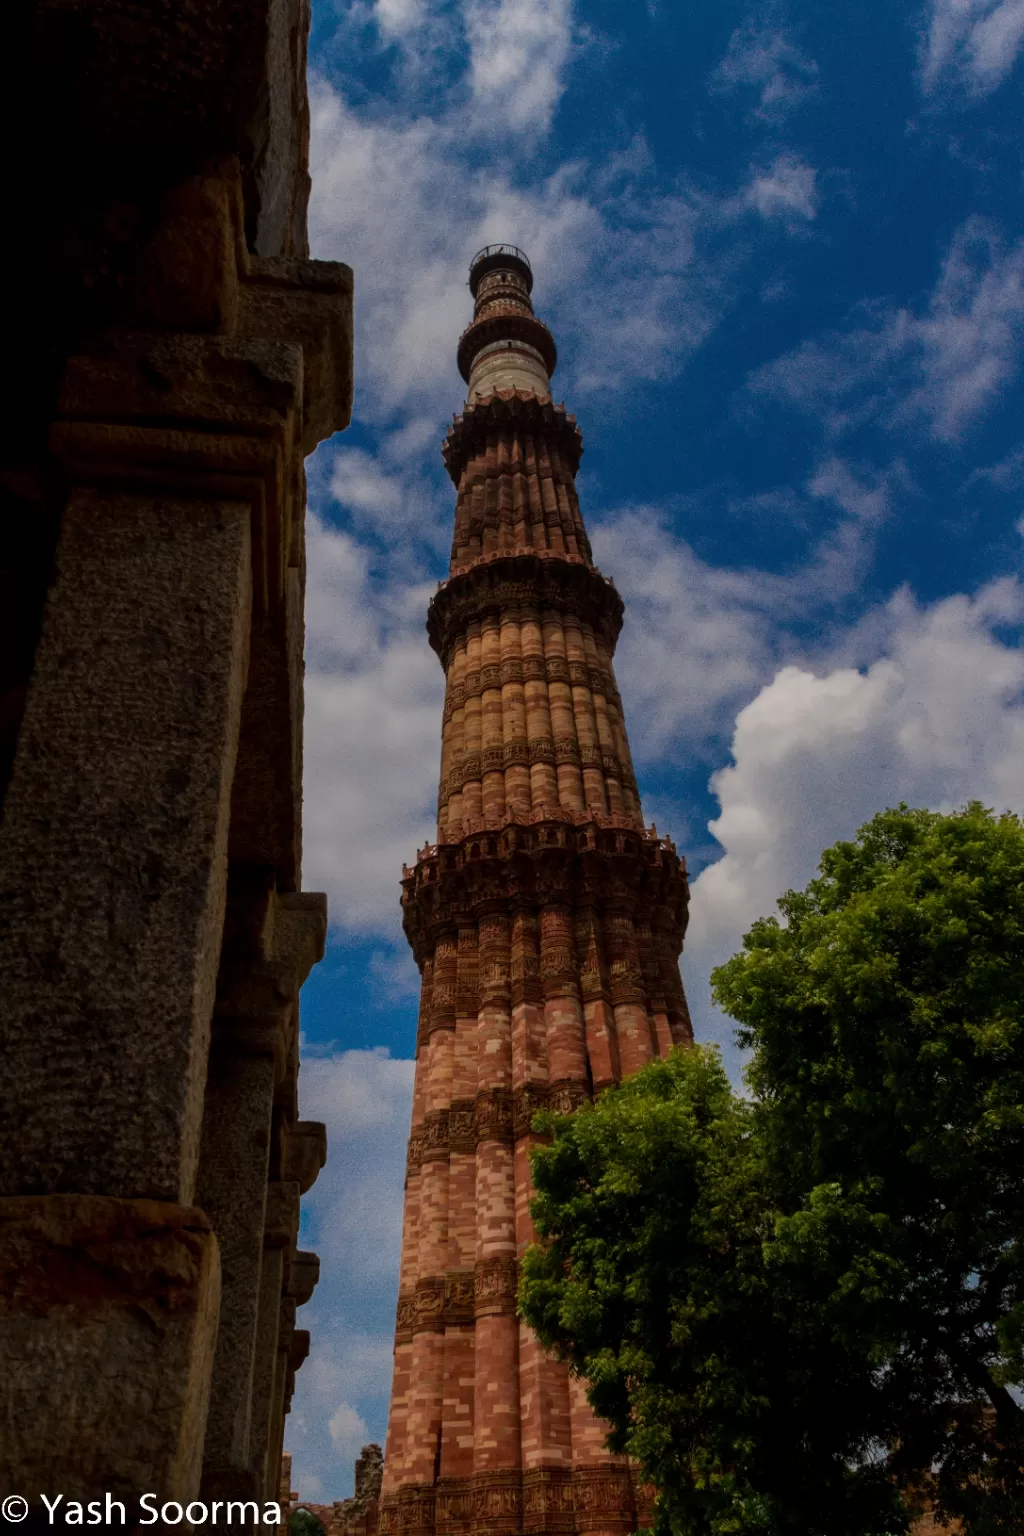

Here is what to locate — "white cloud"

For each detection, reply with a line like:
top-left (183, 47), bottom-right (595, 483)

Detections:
top-left (303, 513), bottom-right (443, 935)
top-left (464, 0), bottom-right (574, 134)
top-left (308, 59), bottom-right (829, 421)
top-left (744, 154), bottom-right (818, 222)
top-left (919, 0), bottom-right (1024, 98)
top-left (712, 17), bottom-right (819, 120)
top-left (684, 578), bottom-right (1024, 1074)
top-left (748, 217), bottom-right (1024, 440)
top-left (592, 458), bottom-right (894, 757)
top-left (328, 1403), bottom-right (371, 1461)
top-left (375, 0), bottom-right (429, 41)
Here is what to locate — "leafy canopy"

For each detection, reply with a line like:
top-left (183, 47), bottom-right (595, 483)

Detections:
top-left (520, 804), bottom-right (1024, 1535)
top-left (289, 1510), bottom-right (328, 1536)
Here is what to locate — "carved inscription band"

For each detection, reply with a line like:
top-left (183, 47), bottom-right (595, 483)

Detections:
top-left (406, 1081), bottom-right (588, 1176)
top-left (380, 1466), bottom-right (644, 1536)
top-left (395, 1256), bottom-right (519, 1341)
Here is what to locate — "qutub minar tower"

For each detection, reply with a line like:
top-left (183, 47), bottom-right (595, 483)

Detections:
top-left (379, 246), bottom-right (692, 1536)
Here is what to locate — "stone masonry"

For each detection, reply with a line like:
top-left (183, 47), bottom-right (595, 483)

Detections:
top-left (379, 247), bottom-right (692, 1536)
top-left (0, 1), bottom-right (351, 1526)
top-left (285, 1445), bottom-right (385, 1536)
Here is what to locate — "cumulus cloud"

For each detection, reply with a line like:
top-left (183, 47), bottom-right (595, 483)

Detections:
top-left (684, 578), bottom-right (1024, 1075)
top-left (748, 217), bottom-right (1024, 440)
top-left (328, 1403), bottom-right (371, 1462)
top-left (464, 0), bottom-right (574, 134)
top-left (308, 48), bottom-right (831, 418)
top-left (302, 512), bottom-right (443, 935)
top-left (592, 458), bottom-right (895, 756)
top-left (712, 16), bottom-right (819, 120)
top-left (373, 0), bottom-right (426, 41)
top-left (919, 0), bottom-right (1024, 98)
top-left (288, 1049), bottom-right (416, 1496)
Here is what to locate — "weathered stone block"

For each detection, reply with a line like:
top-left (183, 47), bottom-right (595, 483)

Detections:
top-left (0, 1195), bottom-right (220, 1501)
top-left (0, 493), bottom-right (252, 1205)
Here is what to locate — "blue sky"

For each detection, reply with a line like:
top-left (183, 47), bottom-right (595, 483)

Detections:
top-left (286, 0), bottom-right (1024, 1500)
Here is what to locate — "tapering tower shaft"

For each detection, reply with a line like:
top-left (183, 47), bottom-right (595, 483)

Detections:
top-left (380, 247), bottom-right (692, 1536)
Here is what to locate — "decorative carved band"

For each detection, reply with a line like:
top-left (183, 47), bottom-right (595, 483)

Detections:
top-left (456, 309), bottom-right (557, 384)
top-left (547, 1079), bottom-right (590, 1117)
top-left (476, 1086), bottom-right (514, 1144)
top-left (442, 391), bottom-right (583, 486)
top-left (631, 1477), bottom-right (658, 1528)
top-left (427, 556), bottom-right (623, 672)
top-left (398, 1255), bottom-right (520, 1336)
top-left (394, 1290), bottom-right (415, 1345)
top-left (390, 1467), bottom-right (639, 1535)
top-left (469, 1469), bottom-right (522, 1536)
top-left (443, 660), bottom-right (615, 720)
top-left (377, 1498), bottom-right (399, 1536)
top-left (571, 1468), bottom-right (636, 1533)
top-left (444, 1268), bottom-right (475, 1327)
top-left (513, 1081), bottom-right (552, 1139)
top-left (403, 820), bottom-right (688, 970)
top-left (397, 1483), bottom-right (436, 1536)
top-left (413, 1274), bottom-right (446, 1334)
top-left (434, 1479), bottom-right (473, 1536)
top-left (405, 1077), bottom-right (591, 1176)
top-left (420, 1109), bottom-right (451, 1163)
top-left (522, 1468), bottom-right (575, 1536)
top-left (448, 1098), bottom-right (476, 1154)
top-left (475, 1254), bottom-right (518, 1317)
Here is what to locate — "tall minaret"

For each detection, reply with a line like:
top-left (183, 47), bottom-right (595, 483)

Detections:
top-left (379, 247), bottom-right (692, 1536)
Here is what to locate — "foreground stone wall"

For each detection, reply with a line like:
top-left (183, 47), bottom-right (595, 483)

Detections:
top-left (0, 1), bottom-right (352, 1526)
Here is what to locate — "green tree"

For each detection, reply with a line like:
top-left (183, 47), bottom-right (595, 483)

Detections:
top-left (520, 804), bottom-right (1024, 1535)
top-left (289, 1509), bottom-right (327, 1536)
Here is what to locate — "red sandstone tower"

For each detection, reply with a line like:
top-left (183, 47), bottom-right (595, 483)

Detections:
top-left (379, 247), bottom-right (692, 1536)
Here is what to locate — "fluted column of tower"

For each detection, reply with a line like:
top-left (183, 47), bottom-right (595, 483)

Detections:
top-left (379, 247), bottom-right (692, 1536)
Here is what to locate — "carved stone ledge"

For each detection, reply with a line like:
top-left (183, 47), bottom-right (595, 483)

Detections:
top-left (443, 392), bottom-right (583, 486)
top-left (287, 1249), bottom-right (320, 1307)
top-left (427, 556), bottom-right (623, 672)
top-left (288, 1328), bottom-right (310, 1373)
top-left (263, 1180), bottom-right (300, 1250)
top-left (281, 1120), bottom-right (327, 1194)
top-left (402, 820), bottom-right (688, 969)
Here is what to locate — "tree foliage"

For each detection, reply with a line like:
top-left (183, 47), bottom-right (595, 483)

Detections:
top-left (520, 804), bottom-right (1024, 1535)
top-left (289, 1510), bottom-right (327, 1536)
